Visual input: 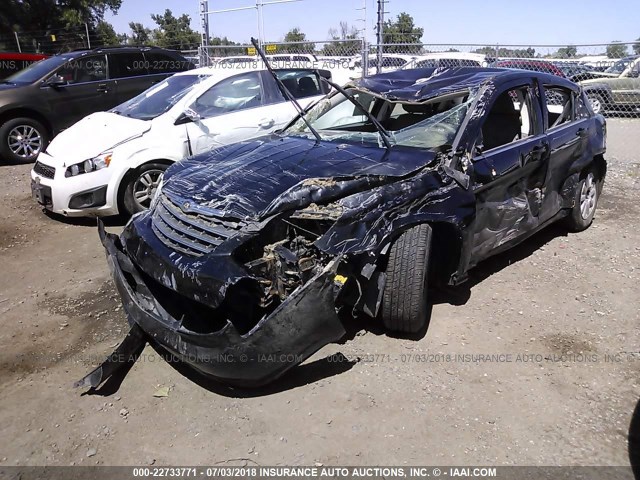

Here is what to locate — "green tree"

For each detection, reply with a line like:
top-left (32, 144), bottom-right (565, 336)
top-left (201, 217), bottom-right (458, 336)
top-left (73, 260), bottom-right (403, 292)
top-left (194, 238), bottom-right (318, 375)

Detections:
top-left (323, 21), bottom-right (360, 56)
top-left (210, 36), bottom-right (242, 57)
top-left (633, 37), bottom-right (640, 55)
top-left (382, 12), bottom-right (424, 53)
top-left (127, 22), bottom-right (152, 45)
top-left (0, 0), bottom-right (122, 53)
top-left (95, 20), bottom-right (119, 46)
top-left (280, 27), bottom-right (315, 53)
top-left (150, 9), bottom-right (200, 50)
top-left (606, 41), bottom-right (628, 58)
top-left (556, 45), bottom-right (577, 58)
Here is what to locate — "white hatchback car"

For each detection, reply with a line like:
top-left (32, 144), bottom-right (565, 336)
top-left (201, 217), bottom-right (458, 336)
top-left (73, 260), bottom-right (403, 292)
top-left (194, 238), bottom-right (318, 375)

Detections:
top-left (31, 66), bottom-right (331, 217)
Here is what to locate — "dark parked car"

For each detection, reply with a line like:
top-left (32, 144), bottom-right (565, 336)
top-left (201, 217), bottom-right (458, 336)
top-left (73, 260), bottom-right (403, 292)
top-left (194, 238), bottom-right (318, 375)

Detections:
top-left (495, 59), bottom-right (566, 78)
top-left (0, 46), bottom-right (193, 163)
top-left (0, 52), bottom-right (49, 79)
top-left (82, 68), bottom-right (606, 389)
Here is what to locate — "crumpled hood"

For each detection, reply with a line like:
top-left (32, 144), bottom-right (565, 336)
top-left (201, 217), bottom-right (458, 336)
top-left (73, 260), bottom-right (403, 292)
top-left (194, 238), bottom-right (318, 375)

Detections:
top-left (45, 111), bottom-right (150, 163)
top-left (162, 135), bottom-right (437, 220)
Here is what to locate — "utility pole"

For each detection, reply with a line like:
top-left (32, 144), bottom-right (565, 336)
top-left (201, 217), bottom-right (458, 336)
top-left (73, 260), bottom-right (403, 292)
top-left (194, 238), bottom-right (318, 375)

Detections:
top-left (199, 0), bottom-right (210, 66)
top-left (376, 0), bottom-right (387, 74)
top-left (356, 0), bottom-right (368, 77)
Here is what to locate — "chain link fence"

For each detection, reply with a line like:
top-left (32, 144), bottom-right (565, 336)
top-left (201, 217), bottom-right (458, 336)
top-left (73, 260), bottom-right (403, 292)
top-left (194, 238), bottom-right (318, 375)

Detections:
top-left (199, 40), bottom-right (640, 117)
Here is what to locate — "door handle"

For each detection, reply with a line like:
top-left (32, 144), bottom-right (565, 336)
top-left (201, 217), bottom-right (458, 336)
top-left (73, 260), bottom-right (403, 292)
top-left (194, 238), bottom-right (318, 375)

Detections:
top-left (258, 118), bottom-right (275, 129)
top-left (576, 128), bottom-right (587, 137)
top-left (97, 83), bottom-right (109, 93)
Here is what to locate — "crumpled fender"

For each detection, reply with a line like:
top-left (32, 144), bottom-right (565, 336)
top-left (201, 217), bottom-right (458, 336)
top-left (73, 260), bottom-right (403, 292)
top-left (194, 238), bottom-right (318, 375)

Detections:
top-left (97, 221), bottom-right (346, 388)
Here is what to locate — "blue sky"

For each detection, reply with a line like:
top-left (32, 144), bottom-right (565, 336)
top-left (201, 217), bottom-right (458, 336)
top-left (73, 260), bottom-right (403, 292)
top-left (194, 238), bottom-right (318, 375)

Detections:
top-left (104, 0), bottom-right (639, 46)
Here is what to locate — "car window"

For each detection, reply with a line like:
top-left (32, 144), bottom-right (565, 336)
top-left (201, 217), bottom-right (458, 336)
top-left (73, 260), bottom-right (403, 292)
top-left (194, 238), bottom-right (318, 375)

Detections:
top-left (479, 86), bottom-right (534, 151)
top-left (544, 86), bottom-right (573, 129)
top-left (189, 72), bottom-right (263, 118)
top-left (145, 52), bottom-right (190, 73)
top-left (286, 87), bottom-right (474, 150)
top-left (108, 52), bottom-right (146, 79)
top-left (417, 59), bottom-right (438, 68)
top-left (5, 55), bottom-right (68, 83)
top-left (115, 74), bottom-right (206, 120)
top-left (56, 55), bottom-right (107, 84)
top-left (274, 70), bottom-right (323, 100)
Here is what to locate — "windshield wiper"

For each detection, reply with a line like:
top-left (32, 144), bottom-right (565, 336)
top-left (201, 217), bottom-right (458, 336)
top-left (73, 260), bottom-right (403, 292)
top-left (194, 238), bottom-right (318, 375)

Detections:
top-left (319, 77), bottom-right (393, 150)
top-left (250, 37), bottom-right (322, 144)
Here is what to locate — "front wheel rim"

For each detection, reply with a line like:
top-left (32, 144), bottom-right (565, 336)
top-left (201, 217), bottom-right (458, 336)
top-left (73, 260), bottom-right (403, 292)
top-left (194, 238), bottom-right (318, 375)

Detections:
top-left (8, 125), bottom-right (43, 158)
top-left (580, 173), bottom-right (597, 220)
top-left (132, 169), bottom-right (163, 210)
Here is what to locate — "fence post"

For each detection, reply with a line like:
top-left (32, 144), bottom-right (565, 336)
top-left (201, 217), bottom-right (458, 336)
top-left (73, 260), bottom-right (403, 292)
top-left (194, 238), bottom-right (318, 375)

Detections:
top-left (85, 23), bottom-right (91, 49)
top-left (14, 32), bottom-right (21, 52)
top-left (361, 39), bottom-right (369, 79)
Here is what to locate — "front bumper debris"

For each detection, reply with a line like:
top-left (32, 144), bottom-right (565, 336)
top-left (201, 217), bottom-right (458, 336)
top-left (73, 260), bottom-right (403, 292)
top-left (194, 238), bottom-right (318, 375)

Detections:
top-left (87, 220), bottom-right (346, 388)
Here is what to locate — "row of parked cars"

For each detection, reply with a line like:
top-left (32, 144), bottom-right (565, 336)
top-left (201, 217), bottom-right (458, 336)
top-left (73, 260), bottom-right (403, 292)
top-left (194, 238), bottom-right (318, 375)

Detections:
top-left (0, 46), bottom-right (609, 388)
top-left (212, 51), bottom-right (640, 116)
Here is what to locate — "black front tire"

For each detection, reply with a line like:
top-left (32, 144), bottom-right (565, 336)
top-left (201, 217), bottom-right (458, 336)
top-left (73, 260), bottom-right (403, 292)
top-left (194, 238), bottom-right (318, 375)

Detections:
top-left (380, 224), bottom-right (432, 333)
top-left (0, 117), bottom-right (49, 164)
top-left (121, 162), bottom-right (168, 216)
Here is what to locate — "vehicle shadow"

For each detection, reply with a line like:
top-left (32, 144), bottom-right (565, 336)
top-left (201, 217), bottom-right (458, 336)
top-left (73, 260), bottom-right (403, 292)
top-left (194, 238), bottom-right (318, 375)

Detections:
top-left (147, 343), bottom-right (358, 399)
top-left (43, 211), bottom-right (128, 228)
top-left (431, 223), bottom-right (569, 307)
top-left (630, 397), bottom-right (640, 479)
top-left (340, 222), bottom-right (569, 344)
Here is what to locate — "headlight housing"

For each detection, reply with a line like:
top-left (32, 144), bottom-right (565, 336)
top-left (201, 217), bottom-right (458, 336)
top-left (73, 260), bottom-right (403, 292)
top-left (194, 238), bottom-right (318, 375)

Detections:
top-left (65, 152), bottom-right (112, 177)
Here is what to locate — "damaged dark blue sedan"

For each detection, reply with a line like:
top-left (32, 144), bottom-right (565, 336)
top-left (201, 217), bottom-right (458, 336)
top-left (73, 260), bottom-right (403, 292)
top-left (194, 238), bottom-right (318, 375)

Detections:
top-left (79, 67), bottom-right (607, 389)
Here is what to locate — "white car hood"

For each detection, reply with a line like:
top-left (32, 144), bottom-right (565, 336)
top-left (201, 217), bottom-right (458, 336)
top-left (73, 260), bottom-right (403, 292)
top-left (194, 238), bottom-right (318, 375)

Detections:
top-left (46, 112), bottom-right (151, 163)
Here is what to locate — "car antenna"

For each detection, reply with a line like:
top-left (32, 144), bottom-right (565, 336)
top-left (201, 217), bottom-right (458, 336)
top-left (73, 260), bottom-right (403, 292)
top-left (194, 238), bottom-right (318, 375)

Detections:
top-left (319, 76), bottom-right (393, 150)
top-left (250, 37), bottom-right (322, 144)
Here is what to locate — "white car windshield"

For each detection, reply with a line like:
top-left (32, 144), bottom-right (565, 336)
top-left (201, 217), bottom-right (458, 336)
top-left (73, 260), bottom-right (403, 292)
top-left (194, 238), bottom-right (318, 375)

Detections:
top-left (284, 87), bottom-right (474, 150)
top-left (113, 74), bottom-right (206, 120)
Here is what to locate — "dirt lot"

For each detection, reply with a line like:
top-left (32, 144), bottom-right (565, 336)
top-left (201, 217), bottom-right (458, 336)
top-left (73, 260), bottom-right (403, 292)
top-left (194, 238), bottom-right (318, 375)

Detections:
top-left (0, 120), bottom-right (638, 469)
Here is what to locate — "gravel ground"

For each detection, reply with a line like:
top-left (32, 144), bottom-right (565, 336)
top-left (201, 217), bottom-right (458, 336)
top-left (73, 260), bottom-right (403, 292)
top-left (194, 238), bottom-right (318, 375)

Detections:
top-left (0, 119), bottom-right (638, 469)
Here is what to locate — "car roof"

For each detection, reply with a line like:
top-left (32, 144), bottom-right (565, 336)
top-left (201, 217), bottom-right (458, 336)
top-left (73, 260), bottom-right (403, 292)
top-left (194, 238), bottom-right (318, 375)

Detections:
top-left (354, 67), bottom-right (577, 101)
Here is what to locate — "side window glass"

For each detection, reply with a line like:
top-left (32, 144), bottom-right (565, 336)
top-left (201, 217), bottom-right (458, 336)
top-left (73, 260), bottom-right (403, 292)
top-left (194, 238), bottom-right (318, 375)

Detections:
top-left (544, 86), bottom-right (573, 129)
top-left (189, 72), bottom-right (263, 118)
top-left (108, 53), bottom-right (146, 79)
top-left (274, 70), bottom-right (322, 100)
top-left (144, 52), bottom-right (188, 73)
top-left (56, 55), bottom-right (106, 84)
top-left (480, 86), bottom-right (533, 151)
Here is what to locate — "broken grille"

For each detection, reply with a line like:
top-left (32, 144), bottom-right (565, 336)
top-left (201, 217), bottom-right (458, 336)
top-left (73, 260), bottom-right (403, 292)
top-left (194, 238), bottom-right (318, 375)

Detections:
top-left (33, 161), bottom-right (55, 179)
top-left (151, 194), bottom-right (247, 257)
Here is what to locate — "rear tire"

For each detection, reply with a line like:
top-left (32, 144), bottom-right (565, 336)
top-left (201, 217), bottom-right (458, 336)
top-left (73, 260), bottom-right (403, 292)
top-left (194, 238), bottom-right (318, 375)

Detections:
top-left (121, 162), bottom-right (168, 216)
top-left (564, 170), bottom-right (601, 232)
top-left (380, 224), bottom-right (432, 333)
top-left (586, 92), bottom-right (606, 115)
top-left (0, 117), bottom-right (49, 164)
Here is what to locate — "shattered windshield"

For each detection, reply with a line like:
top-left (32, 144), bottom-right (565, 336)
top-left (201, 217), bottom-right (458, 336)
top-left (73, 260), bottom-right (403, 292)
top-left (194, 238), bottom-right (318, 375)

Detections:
top-left (284, 87), bottom-right (475, 150)
top-left (113, 74), bottom-right (206, 120)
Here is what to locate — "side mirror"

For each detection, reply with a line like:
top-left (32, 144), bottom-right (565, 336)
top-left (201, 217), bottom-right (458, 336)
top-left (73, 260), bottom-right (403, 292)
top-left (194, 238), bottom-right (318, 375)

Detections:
top-left (174, 108), bottom-right (201, 125)
top-left (44, 75), bottom-right (66, 88)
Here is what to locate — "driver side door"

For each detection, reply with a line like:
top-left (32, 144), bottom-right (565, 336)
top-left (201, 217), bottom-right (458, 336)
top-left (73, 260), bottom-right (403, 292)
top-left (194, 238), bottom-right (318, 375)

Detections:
top-left (469, 81), bottom-right (549, 263)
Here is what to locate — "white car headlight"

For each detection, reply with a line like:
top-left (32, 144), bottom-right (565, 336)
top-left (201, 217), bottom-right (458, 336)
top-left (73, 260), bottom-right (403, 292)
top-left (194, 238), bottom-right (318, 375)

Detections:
top-left (66, 152), bottom-right (112, 177)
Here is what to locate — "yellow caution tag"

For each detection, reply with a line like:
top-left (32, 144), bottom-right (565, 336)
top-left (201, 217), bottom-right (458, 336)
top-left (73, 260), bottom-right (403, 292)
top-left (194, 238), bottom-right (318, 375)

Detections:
top-left (334, 275), bottom-right (347, 285)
